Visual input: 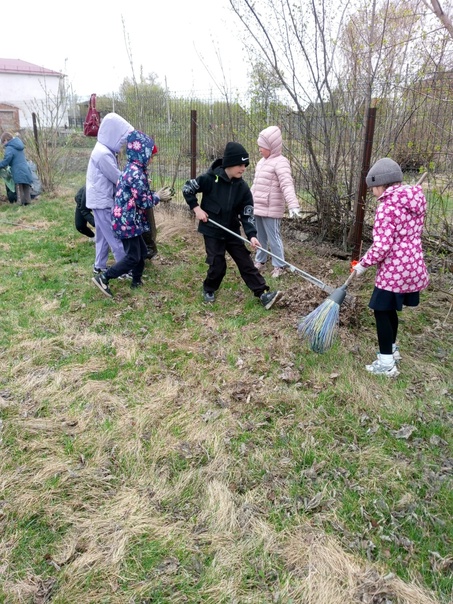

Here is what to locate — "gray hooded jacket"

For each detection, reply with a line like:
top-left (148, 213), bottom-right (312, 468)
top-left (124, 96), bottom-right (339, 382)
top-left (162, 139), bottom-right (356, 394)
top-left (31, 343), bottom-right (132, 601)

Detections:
top-left (86, 113), bottom-right (133, 210)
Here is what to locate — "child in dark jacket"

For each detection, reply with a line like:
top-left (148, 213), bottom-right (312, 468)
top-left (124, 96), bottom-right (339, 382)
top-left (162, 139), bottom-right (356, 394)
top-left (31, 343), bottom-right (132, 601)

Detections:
top-left (92, 130), bottom-right (159, 298)
top-left (74, 185), bottom-right (95, 238)
top-left (182, 141), bottom-right (281, 309)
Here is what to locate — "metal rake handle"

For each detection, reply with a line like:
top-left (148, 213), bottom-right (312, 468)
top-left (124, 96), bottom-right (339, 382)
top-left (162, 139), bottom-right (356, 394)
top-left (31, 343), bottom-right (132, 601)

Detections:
top-left (207, 218), bottom-right (332, 293)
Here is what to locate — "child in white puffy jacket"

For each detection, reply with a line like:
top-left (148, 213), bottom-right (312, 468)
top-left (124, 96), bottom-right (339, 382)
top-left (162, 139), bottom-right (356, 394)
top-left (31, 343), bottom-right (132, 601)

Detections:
top-left (251, 125), bottom-right (301, 278)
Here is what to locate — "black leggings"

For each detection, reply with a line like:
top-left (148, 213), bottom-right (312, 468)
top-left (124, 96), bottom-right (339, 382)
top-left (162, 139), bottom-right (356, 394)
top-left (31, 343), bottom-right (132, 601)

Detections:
top-left (374, 309), bottom-right (398, 355)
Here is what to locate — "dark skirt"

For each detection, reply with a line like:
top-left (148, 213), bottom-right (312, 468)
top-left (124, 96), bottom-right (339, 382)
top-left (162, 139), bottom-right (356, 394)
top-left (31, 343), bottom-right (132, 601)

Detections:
top-left (369, 287), bottom-right (420, 311)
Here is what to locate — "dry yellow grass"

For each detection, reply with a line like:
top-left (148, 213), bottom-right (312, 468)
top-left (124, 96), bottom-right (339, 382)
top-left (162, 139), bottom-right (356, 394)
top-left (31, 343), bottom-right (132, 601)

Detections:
top-left (0, 199), bottom-right (451, 603)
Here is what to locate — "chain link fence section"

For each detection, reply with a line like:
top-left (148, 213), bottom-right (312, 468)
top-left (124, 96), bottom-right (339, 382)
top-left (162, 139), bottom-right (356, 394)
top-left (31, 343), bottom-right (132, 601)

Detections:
top-left (89, 84), bottom-right (453, 250)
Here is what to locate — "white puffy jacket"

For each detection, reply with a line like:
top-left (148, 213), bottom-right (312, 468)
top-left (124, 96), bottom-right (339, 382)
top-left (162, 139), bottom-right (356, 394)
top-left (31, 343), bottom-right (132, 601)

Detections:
top-left (251, 125), bottom-right (299, 218)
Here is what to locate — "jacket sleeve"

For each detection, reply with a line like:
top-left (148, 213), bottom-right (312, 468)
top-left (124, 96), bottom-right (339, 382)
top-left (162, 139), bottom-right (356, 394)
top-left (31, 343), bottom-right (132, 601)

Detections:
top-left (360, 205), bottom-right (395, 268)
top-left (182, 173), bottom-right (211, 209)
top-left (136, 177), bottom-right (159, 210)
top-left (97, 153), bottom-right (121, 186)
top-left (75, 186), bottom-right (95, 226)
top-left (81, 206), bottom-right (95, 227)
top-left (0, 147), bottom-right (13, 170)
top-left (275, 157), bottom-right (299, 209)
top-left (75, 187), bottom-right (85, 208)
top-left (239, 186), bottom-right (257, 240)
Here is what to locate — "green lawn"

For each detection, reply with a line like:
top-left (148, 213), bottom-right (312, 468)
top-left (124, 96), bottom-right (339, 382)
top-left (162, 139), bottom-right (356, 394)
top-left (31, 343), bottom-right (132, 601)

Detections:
top-left (0, 191), bottom-right (451, 604)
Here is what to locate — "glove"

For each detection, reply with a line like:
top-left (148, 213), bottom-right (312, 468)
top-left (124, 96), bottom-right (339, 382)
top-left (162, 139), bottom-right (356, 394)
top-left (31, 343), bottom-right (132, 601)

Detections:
top-left (156, 186), bottom-right (174, 202)
top-left (289, 208), bottom-right (301, 218)
top-left (353, 263), bottom-right (367, 276)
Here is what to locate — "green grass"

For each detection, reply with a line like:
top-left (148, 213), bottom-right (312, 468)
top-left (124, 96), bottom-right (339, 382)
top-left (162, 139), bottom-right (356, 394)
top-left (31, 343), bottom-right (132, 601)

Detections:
top-left (0, 189), bottom-right (451, 603)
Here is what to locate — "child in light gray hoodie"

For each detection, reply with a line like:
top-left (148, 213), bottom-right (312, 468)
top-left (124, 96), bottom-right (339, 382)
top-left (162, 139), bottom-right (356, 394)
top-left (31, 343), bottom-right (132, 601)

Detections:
top-left (86, 112), bottom-right (134, 274)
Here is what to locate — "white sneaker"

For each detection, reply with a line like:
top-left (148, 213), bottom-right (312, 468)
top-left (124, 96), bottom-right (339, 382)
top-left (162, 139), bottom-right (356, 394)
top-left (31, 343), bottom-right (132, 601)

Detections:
top-left (392, 345), bottom-right (402, 362)
top-left (254, 261), bottom-right (266, 271)
top-left (365, 357), bottom-right (399, 377)
top-left (271, 266), bottom-right (286, 278)
top-left (375, 346), bottom-right (402, 362)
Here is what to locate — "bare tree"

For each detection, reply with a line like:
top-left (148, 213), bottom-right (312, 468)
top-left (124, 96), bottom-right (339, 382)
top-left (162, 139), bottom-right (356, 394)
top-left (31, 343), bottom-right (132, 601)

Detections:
top-left (229, 0), bottom-right (365, 241)
top-left (422, 0), bottom-right (453, 38)
top-left (23, 78), bottom-right (71, 193)
top-left (194, 38), bottom-right (249, 141)
top-left (229, 0), bottom-right (453, 244)
top-left (247, 61), bottom-right (283, 123)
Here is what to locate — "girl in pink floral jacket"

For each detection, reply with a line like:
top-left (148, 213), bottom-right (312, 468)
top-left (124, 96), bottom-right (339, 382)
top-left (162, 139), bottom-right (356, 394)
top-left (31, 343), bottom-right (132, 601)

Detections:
top-left (354, 158), bottom-right (429, 377)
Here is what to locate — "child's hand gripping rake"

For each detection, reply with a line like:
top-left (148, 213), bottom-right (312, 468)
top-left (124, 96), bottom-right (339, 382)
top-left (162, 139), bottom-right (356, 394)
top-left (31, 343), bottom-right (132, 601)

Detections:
top-left (297, 272), bottom-right (356, 353)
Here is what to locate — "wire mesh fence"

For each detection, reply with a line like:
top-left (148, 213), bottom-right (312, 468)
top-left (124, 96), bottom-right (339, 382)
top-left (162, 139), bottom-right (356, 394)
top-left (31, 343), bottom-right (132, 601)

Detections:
top-left (35, 80), bottom-right (452, 258)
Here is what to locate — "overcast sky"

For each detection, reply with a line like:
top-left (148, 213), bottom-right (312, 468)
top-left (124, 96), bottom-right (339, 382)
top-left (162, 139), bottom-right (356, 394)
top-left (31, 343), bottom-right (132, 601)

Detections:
top-left (1, 0), bottom-right (250, 99)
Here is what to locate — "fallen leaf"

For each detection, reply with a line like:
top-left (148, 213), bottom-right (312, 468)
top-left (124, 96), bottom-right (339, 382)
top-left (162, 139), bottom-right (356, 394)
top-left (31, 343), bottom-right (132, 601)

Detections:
top-left (393, 425), bottom-right (417, 439)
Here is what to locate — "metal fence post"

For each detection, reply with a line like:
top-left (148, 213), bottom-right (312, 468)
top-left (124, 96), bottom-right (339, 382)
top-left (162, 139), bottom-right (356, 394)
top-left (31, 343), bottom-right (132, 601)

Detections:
top-left (348, 103), bottom-right (377, 261)
top-left (190, 110), bottom-right (197, 179)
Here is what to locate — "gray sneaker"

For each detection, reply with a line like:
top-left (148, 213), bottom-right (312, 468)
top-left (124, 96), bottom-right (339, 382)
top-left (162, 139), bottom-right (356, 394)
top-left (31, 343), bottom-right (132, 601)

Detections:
top-left (365, 357), bottom-right (399, 377)
top-left (260, 290), bottom-right (282, 309)
top-left (92, 273), bottom-right (114, 298)
top-left (203, 290), bottom-right (215, 303)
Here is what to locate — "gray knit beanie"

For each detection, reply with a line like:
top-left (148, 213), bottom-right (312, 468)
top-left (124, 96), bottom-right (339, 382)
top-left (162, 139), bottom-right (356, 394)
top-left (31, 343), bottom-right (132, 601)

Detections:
top-left (366, 158), bottom-right (403, 187)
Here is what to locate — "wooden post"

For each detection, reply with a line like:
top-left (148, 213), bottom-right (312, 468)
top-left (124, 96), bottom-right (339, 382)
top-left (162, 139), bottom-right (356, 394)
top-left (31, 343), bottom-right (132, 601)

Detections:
top-left (32, 112), bottom-right (40, 158)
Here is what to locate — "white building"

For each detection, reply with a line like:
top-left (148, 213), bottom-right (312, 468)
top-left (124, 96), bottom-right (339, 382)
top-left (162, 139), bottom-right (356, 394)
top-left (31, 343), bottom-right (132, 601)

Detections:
top-left (0, 58), bottom-right (68, 132)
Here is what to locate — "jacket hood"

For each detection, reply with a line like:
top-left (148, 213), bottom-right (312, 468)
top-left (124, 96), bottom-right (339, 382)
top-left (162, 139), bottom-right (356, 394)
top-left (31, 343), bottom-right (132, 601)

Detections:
top-left (125, 130), bottom-right (155, 166)
top-left (382, 184), bottom-right (427, 217)
top-left (257, 126), bottom-right (282, 157)
top-left (209, 158), bottom-right (237, 181)
top-left (6, 137), bottom-right (25, 152)
top-left (97, 112), bottom-right (134, 153)
top-left (210, 158), bottom-right (223, 171)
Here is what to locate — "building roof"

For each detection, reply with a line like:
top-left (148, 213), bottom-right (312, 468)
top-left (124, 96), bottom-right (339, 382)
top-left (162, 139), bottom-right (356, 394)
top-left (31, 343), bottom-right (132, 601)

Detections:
top-left (0, 58), bottom-right (63, 77)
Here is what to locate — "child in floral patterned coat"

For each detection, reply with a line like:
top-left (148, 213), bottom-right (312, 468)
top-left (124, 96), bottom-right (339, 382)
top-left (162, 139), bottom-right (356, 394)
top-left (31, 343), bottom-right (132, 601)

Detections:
top-left (353, 158), bottom-right (429, 376)
top-left (92, 130), bottom-right (159, 298)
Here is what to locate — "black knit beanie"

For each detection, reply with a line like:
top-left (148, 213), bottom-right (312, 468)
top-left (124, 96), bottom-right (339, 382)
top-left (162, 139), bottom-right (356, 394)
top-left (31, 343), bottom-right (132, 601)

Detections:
top-left (222, 142), bottom-right (249, 168)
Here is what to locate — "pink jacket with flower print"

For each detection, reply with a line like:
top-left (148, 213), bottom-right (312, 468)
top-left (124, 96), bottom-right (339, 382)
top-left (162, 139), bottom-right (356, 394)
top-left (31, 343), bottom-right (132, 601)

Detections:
top-left (360, 184), bottom-right (429, 293)
top-left (251, 126), bottom-right (299, 218)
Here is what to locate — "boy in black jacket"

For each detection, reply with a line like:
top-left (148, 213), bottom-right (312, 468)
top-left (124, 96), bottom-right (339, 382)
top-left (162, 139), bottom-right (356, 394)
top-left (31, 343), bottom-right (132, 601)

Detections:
top-left (182, 142), bottom-right (281, 309)
top-left (75, 185), bottom-right (95, 238)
